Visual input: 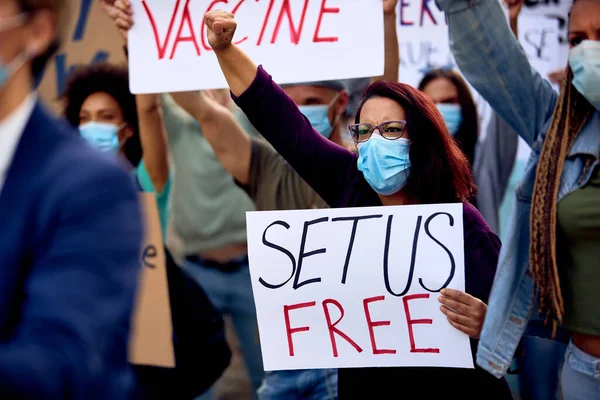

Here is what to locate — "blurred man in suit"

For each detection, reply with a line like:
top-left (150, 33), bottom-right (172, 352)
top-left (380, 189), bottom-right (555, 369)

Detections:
top-left (0, 1), bottom-right (143, 399)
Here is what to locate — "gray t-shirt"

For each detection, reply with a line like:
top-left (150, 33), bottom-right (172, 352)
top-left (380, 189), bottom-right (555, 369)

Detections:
top-left (161, 94), bottom-right (259, 254)
top-left (236, 138), bottom-right (328, 211)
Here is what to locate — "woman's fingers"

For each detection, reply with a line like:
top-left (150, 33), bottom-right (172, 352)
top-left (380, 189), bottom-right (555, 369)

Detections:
top-left (440, 289), bottom-right (486, 318)
top-left (446, 317), bottom-right (478, 338)
top-left (114, 0), bottom-right (133, 14)
top-left (440, 288), bottom-right (471, 305)
top-left (116, 16), bottom-right (134, 32)
top-left (439, 289), bottom-right (487, 339)
top-left (440, 305), bottom-right (472, 326)
top-left (438, 295), bottom-right (470, 315)
top-left (204, 10), bottom-right (237, 50)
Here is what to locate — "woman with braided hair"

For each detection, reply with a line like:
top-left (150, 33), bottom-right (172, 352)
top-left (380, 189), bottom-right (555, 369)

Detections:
top-left (437, 0), bottom-right (600, 397)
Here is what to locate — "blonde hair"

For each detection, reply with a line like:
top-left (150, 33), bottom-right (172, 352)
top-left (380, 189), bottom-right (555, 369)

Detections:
top-left (529, 68), bottom-right (595, 331)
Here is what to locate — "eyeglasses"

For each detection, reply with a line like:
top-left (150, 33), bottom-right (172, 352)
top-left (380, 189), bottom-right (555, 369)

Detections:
top-left (348, 120), bottom-right (407, 143)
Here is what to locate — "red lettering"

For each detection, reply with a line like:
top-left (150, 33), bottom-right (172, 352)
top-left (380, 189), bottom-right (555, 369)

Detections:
top-left (257, 0), bottom-right (276, 45)
top-left (312, 0), bottom-right (339, 43)
top-left (142, 0), bottom-right (183, 59)
top-left (284, 301), bottom-right (316, 356)
top-left (420, 0), bottom-right (438, 25)
top-left (363, 296), bottom-right (396, 355)
top-left (322, 299), bottom-right (363, 357)
top-left (402, 294), bottom-right (440, 353)
top-left (271, 0), bottom-right (310, 45)
top-left (169, 0), bottom-right (201, 59)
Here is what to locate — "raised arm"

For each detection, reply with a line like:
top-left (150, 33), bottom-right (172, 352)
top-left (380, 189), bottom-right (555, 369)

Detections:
top-left (436, 0), bottom-right (558, 146)
top-left (206, 10), bottom-right (359, 206)
top-left (169, 90), bottom-right (252, 184)
top-left (135, 94), bottom-right (170, 193)
top-left (371, 0), bottom-right (400, 83)
top-left (101, 0), bottom-right (170, 192)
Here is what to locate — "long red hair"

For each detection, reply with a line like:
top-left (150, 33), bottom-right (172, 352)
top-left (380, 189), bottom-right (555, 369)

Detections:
top-left (355, 81), bottom-right (476, 204)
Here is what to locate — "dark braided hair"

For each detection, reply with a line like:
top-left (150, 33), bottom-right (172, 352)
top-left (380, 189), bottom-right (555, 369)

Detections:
top-left (530, 0), bottom-right (595, 331)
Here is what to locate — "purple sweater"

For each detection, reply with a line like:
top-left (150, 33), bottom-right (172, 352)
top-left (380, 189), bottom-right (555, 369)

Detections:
top-left (233, 66), bottom-right (510, 398)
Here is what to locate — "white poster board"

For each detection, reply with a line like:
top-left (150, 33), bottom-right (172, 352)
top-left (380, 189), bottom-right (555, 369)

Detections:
top-left (396, 1), bottom-right (561, 89)
top-left (246, 203), bottom-right (473, 371)
top-left (128, 0), bottom-right (384, 94)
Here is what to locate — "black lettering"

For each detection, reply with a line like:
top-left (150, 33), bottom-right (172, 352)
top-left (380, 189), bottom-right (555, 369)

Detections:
top-left (293, 217), bottom-right (329, 290)
top-left (260, 221), bottom-right (297, 289)
top-left (331, 214), bottom-right (383, 284)
top-left (142, 245), bottom-right (158, 268)
top-left (383, 215), bottom-right (423, 297)
top-left (525, 28), bottom-right (552, 60)
top-left (419, 212), bottom-right (456, 292)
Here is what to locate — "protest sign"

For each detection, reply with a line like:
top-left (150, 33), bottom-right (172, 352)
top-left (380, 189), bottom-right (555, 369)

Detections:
top-left (396, 1), bottom-right (561, 88)
top-left (246, 203), bottom-right (473, 371)
top-left (521, 0), bottom-right (572, 63)
top-left (37, 0), bottom-right (126, 114)
top-left (127, 0), bottom-right (384, 94)
top-left (129, 193), bottom-right (175, 368)
top-left (518, 15), bottom-right (561, 85)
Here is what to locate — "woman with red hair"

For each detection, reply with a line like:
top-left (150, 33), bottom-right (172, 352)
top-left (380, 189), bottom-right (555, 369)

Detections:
top-left (202, 9), bottom-right (511, 398)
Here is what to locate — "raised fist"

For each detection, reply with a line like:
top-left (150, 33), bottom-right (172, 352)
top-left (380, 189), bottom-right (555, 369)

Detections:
top-left (204, 10), bottom-right (237, 51)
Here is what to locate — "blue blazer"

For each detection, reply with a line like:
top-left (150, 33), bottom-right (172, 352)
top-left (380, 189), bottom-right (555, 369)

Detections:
top-left (0, 102), bottom-right (143, 399)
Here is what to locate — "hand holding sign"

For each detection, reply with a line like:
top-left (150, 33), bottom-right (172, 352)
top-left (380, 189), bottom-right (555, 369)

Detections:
top-left (204, 10), bottom-right (237, 52)
top-left (100, 0), bottom-right (134, 44)
top-left (438, 288), bottom-right (487, 339)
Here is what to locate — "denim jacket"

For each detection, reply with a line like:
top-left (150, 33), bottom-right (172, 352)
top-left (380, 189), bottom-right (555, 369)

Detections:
top-left (435, 0), bottom-right (600, 378)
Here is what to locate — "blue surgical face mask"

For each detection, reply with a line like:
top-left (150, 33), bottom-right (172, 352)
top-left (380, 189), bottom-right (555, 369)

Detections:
top-left (436, 103), bottom-right (463, 136)
top-left (357, 135), bottom-right (412, 196)
top-left (79, 122), bottom-right (126, 154)
top-left (0, 14), bottom-right (29, 90)
top-left (569, 40), bottom-right (600, 110)
top-left (299, 92), bottom-right (341, 139)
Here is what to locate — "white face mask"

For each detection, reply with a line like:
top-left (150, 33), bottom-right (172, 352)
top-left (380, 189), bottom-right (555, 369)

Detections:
top-left (569, 40), bottom-right (600, 110)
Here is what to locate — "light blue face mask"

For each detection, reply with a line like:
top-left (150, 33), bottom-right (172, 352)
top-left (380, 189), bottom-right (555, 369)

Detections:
top-left (436, 103), bottom-right (463, 136)
top-left (299, 93), bottom-right (341, 139)
top-left (79, 122), bottom-right (126, 154)
top-left (0, 14), bottom-right (30, 89)
top-left (569, 40), bottom-right (600, 110)
top-left (357, 135), bottom-right (412, 196)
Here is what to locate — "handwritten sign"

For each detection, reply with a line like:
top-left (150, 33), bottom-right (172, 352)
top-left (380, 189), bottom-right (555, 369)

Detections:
top-left (246, 203), bottom-right (473, 371)
top-left (38, 0), bottom-right (126, 113)
top-left (521, 0), bottom-right (572, 62)
top-left (129, 193), bottom-right (175, 368)
top-left (518, 15), bottom-right (560, 86)
top-left (396, 1), bottom-right (562, 88)
top-left (127, 0), bottom-right (384, 94)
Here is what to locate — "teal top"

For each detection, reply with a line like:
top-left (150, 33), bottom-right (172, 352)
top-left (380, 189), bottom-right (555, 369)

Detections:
top-left (136, 160), bottom-right (173, 240)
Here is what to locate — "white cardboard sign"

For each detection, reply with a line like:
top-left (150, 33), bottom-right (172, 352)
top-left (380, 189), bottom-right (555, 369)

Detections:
top-left (396, 1), bottom-right (561, 89)
top-left (128, 0), bottom-right (384, 94)
top-left (246, 203), bottom-right (474, 371)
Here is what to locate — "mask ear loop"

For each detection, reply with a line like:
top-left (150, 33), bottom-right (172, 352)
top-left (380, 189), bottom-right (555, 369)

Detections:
top-left (116, 122), bottom-right (130, 149)
top-left (327, 91), bottom-right (343, 130)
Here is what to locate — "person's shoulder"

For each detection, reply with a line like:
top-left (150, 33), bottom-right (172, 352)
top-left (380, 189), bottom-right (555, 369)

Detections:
top-left (461, 202), bottom-right (501, 246)
top-left (462, 202), bottom-right (494, 234)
